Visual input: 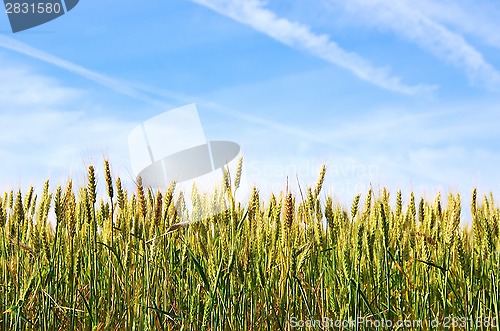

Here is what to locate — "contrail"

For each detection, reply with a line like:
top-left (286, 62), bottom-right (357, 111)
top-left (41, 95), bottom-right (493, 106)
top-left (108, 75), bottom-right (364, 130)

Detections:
top-left (190, 0), bottom-right (437, 95)
top-left (0, 35), bottom-right (172, 109)
top-left (127, 81), bottom-right (347, 150)
top-left (0, 35), bottom-right (342, 149)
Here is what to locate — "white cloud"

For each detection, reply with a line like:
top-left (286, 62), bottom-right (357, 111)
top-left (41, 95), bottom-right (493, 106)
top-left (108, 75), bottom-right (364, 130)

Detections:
top-left (414, 0), bottom-right (500, 50)
top-left (191, 0), bottom-right (436, 95)
top-left (1, 20), bottom-right (498, 211)
top-left (0, 64), bottom-right (82, 109)
top-left (330, 0), bottom-right (500, 88)
top-left (128, 80), bottom-right (341, 149)
top-left (0, 36), bottom-right (331, 150)
top-left (0, 59), bottom-right (134, 191)
top-left (0, 40), bottom-right (341, 193)
top-left (164, 79), bottom-right (500, 205)
top-left (237, 101), bottom-right (500, 208)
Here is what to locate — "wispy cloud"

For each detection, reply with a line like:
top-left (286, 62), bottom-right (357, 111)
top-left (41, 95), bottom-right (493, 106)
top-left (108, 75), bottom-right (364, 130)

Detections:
top-left (2, 21), bottom-right (499, 205)
top-left (414, 0), bottom-right (500, 50)
top-left (0, 64), bottom-right (82, 109)
top-left (127, 81), bottom-right (349, 151)
top-left (0, 35), bottom-right (343, 151)
top-left (191, 0), bottom-right (435, 95)
top-left (0, 35), bottom-right (351, 190)
top-left (0, 60), bottom-right (134, 190)
top-left (333, 0), bottom-right (500, 88)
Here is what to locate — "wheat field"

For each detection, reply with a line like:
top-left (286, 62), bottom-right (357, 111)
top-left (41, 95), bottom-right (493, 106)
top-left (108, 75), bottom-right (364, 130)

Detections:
top-left (0, 160), bottom-right (499, 330)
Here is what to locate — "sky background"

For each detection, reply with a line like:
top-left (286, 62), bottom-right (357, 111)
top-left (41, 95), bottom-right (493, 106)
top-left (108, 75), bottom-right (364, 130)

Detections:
top-left (1, 0), bottom-right (500, 219)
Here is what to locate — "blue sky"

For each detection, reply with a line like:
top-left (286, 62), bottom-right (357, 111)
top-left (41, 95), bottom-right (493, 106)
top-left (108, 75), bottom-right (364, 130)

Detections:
top-left (1, 0), bottom-right (500, 215)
